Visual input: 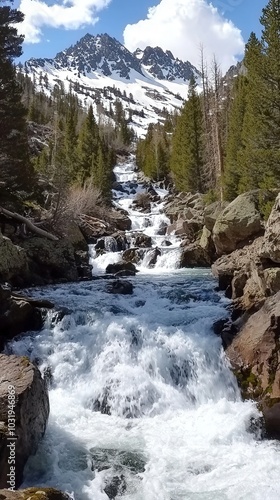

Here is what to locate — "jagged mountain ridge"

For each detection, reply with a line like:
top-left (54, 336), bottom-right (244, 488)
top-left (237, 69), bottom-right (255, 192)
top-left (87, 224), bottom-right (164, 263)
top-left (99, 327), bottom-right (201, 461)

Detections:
top-left (24, 33), bottom-right (201, 136)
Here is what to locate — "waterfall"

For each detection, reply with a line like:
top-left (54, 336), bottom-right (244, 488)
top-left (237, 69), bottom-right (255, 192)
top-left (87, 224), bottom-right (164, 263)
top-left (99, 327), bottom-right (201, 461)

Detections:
top-left (5, 156), bottom-right (280, 500)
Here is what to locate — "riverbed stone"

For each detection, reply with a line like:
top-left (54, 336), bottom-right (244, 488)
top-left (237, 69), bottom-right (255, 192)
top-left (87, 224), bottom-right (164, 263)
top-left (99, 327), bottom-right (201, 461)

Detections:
top-left (106, 261), bottom-right (138, 276)
top-left (0, 355), bottom-right (49, 488)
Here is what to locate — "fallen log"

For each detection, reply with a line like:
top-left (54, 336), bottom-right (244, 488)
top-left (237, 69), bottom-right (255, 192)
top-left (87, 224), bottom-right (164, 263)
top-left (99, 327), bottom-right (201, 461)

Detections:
top-left (0, 206), bottom-right (59, 241)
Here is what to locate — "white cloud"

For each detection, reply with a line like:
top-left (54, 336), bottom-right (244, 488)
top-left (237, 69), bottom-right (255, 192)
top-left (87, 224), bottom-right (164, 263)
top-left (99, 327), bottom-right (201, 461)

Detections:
top-left (123, 0), bottom-right (244, 72)
top-left (18, 0), bottom-right (112, 43)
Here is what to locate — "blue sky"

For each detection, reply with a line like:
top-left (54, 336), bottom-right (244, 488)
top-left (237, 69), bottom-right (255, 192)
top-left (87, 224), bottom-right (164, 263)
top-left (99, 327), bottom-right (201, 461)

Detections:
top-left (14, 0), bottom-right (268, 70)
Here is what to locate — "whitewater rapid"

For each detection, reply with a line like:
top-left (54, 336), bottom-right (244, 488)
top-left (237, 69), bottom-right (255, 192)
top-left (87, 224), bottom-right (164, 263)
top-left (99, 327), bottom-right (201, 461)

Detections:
top-left (6, 157), bottom-right (280, 499)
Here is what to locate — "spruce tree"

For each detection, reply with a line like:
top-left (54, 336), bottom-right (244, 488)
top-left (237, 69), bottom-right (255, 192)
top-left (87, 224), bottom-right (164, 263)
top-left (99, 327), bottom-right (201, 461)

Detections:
top-left (77, 105), bottom-right (99, 184)
top-left (170, 76), bottom-right (204, 192)
top-left (0, 1), bottom-right (35, 196)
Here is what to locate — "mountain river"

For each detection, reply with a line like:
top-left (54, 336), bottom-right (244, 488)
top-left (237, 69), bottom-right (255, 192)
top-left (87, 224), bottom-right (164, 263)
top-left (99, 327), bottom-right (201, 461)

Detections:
top-left (5, 157), bottom-right (280, 499)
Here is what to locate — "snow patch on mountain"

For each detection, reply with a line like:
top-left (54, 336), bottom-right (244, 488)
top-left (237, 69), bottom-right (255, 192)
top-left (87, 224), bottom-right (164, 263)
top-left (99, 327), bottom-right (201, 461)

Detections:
top-left (23, 33), bottom-right (200, 137)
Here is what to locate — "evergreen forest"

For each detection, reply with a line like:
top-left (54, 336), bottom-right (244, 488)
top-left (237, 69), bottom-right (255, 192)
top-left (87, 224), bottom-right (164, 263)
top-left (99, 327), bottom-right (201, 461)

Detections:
top-left (136, 0), bottom-right (280, 204)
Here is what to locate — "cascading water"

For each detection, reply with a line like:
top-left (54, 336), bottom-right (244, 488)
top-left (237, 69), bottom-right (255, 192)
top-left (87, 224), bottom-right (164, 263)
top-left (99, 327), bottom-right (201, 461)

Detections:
top-left (6, 156), bottom-right (280, 499)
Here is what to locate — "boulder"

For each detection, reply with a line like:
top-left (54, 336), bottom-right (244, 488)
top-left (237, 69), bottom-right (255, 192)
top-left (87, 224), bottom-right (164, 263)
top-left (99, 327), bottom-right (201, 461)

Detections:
top-left (204, 201), bottom-right (228, 231)
top-left (212, 192), bottom-right (263, 255)
top-left (212, 236), bottom-right (264, 294)
top-left (226, 292), bottom-right (280, 438)
top-left (0, 288), bottom-right (54, 349)
top-left (0, 488), bottom-right (70, 499)
top-left (122, 248), bottom-right (143, 264)
top-left (0, 234), bottom-right (28, 287)
top-left (143, 248), bottom-right (161, 267)
top-left (20, 237), bottom-right (78, 284)
top-left (179, 243), bottom-right (211, 268)
top-left (166, 220), bottom-right (193, 238)
top-left (106, 261), bottom-right (137, 276)
top-left (0, 355), bottom-right (49, 488)
top-left (109, 209), bottom-right (131, 231)
top-left (129, 232), bottom-right (152, 248)
top-left (260, 193), bottom-right (280, 263)
top-left (107, 280), bottom-right (134, 295)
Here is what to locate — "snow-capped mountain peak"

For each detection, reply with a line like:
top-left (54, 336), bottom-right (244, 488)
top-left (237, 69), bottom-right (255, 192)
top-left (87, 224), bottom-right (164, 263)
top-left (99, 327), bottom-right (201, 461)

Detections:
top-left (24, 33), bottom-right (200, 136)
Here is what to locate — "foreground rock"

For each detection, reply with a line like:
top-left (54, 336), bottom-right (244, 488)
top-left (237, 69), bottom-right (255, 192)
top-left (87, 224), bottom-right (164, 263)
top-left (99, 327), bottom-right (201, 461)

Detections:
top-left (0, 355), bottom-right (49, 488)
top-left (0, 488), bottom-right (70, 499)
top-left (226, 292), bottom-right (280, 439)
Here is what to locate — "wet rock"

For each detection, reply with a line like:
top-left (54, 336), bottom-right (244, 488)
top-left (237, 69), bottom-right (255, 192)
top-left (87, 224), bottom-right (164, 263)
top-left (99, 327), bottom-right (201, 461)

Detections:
top-left (110, 209), bottom-right (132, 231)
top-left (104, 475), bottom-right (126, 499)
top-left (212, 191), bottom-right (264, 255)
top-left (144, 248), bottom-right (161, 267)
top-left (74, 250), bottom-right (93, 280)
top-left (0, 488), bottom-right (71, 499)
top-left (106, 261), bottom-right (138, 276)
top-left (0, 355), bottom-right (49, 488)
top-left (122, 248), bottom-right (143, 264)
top-left (180, 243), bottom-right (211, 268)
top-left (0, 289), bottom-right (52, 347)
top-left (156, 222), bottom-right (167, 236)
top-left (162, 240), bottom-right (172, 247)
top-left (107, 280), bottom-right (134, 295)
top-left (111, 232), bottom-right (128, 251)
top-left (129, 232), bottom-right (152, 248)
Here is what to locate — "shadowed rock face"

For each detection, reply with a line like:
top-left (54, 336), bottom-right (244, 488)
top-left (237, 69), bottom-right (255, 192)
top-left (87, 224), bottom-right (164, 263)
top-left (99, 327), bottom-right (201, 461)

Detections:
top-left (0, 355), bottom-right (49, 488)
top-left (226, 292), bottom-right (280, 438)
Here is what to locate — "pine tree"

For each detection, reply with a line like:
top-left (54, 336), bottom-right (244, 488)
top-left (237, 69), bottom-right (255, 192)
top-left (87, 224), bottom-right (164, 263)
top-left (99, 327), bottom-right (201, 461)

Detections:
top-left (0, 1), bottom-right (35, 196)
top-left (170, 76), bottom-right (204, 192)
top-left (238, 32), bottom-right (268, 192)
top-left (77, 105), bottom-right (99, 184)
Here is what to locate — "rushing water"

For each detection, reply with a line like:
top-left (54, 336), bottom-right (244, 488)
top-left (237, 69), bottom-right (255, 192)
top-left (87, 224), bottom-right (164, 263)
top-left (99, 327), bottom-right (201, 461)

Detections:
top-left (6, 157), bottom-right (280, 499)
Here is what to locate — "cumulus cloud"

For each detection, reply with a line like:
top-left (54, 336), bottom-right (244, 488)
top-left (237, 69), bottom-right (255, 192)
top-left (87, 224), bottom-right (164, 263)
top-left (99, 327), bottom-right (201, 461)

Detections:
top-left (18, 0), bottom-right (112, 43)
top-left (123, 0), bottom-right (244, 72)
